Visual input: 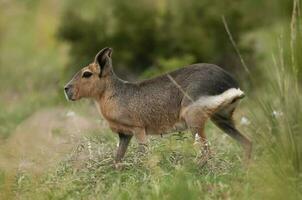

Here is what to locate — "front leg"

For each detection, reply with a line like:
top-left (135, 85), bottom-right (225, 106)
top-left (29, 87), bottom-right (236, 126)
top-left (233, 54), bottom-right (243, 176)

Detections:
top-left (116, 133), bottom-right (132, 163)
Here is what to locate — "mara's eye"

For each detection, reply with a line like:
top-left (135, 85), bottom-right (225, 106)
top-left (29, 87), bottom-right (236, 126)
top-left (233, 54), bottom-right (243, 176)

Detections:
top-left (82, 71), bottom-right (93, 78)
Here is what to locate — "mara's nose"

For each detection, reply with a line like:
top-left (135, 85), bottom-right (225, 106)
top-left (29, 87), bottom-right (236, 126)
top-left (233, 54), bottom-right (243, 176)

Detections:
top-left (64, 85), bottom-right (71, 91)
top-left (64, 84), bottom-right (74, 101)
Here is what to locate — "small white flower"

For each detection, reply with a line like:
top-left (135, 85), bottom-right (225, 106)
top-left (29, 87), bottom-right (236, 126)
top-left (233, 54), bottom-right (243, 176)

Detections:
top-left (240, 116), bottom-right (250, 126)
top-left (272, 110), bottom-right (283, 118)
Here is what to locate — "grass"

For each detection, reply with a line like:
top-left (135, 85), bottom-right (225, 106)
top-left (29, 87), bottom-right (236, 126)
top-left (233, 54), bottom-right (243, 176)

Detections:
top-left (8, 125), bottom-right (248, 200)
top-left (246, 52), bottom-right (302, 200)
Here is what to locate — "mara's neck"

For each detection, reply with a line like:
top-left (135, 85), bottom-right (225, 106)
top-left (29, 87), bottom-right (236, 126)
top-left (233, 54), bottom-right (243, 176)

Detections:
top-left (95, 71), bottom-right (134, 102)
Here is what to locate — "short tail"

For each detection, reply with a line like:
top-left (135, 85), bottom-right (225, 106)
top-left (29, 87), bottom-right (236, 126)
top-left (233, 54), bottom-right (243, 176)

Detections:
top-left (230, 88), bottom-right (245, 103)
top-left (221, 88), bottom-right (245, 106)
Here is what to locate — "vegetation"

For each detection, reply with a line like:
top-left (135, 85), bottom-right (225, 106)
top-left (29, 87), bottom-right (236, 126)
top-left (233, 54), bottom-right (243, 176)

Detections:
top-left (9, 130), bottom-right (247, 199)
top-left (0, 0), bottom-right (301, 199)
top-left (57, 0), bottom-right (292, 79)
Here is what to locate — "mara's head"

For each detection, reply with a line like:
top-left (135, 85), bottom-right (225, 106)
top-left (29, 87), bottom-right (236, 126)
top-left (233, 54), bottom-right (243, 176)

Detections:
top-left (64, 47), bottom-right (113, 101)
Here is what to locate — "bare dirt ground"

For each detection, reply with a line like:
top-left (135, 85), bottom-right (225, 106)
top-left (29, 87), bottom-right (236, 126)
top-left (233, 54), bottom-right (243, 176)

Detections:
top-left (0, 106), bottom-right (105, 175)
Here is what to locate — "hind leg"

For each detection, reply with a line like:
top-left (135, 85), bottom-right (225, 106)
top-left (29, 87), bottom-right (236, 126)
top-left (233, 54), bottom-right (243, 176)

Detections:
top-left (211, 111), bottom-right (252, 160)
top-left (181, 107), bottom-right (212, 154)
top-left (191, 123), bottom-right (211, 154)
top-left (181, 88), bottom-right (246, 156)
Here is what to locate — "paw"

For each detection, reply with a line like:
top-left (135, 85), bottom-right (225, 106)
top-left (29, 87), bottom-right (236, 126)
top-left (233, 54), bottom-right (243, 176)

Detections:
top-left (114, 163), bottom-right (121, 170)
top-left (114, 162), bottom-right (125, 170)
top-left (193, 133), bottom-right (202, 145)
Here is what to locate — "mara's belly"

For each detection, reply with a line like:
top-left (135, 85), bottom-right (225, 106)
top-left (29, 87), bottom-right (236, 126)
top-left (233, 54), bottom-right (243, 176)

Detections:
top-left (146, 120), bottom-right (188, 135)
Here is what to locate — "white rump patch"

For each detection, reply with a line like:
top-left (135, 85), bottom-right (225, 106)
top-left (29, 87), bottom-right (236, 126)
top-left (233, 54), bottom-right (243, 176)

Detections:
top-left (182, 88), bottom-right (244, 115)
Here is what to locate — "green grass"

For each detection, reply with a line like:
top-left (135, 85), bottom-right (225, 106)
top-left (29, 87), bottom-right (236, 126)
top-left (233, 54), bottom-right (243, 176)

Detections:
top-left (9, 127), bottom-right (248, 200)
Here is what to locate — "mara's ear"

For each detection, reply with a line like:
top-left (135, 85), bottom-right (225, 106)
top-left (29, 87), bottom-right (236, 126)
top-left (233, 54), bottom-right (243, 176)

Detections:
top-left (94, 47), bottom-right (113, 77)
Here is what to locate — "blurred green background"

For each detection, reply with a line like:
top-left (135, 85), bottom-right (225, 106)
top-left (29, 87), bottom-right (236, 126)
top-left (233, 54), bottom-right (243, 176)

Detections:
top-left (0, 0), bottom-right (301, 199)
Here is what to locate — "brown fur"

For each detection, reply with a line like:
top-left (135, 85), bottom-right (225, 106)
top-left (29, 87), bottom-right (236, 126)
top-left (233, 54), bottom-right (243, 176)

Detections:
top-left (64, 47), bottom-right (252, 163)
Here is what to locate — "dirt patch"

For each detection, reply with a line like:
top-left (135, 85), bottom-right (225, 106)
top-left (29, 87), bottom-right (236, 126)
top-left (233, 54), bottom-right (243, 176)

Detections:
top-left (0, 107), bottom-right (106, 174)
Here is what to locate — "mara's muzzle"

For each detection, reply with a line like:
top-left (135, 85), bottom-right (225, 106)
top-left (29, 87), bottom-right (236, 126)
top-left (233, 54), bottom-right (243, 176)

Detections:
top-left (64, 84), bottom-right (75, 101)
